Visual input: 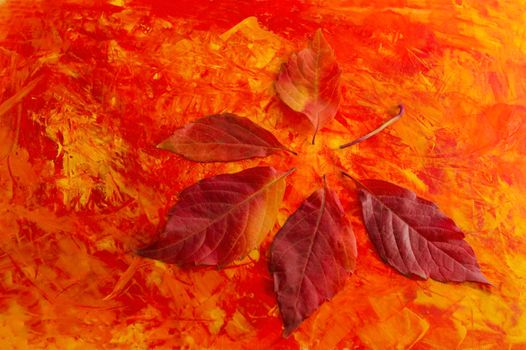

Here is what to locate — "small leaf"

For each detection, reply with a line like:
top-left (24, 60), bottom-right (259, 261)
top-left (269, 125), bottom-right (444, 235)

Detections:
top-left (269, 184), bottom-right (357, 336)
top-left (275, 29), bottom-right (341, 143)
top-left (138, 166), bottom-right (294, 267)
top-left (356, 179), bottom-right (490, 284)
top-left (158, 113), bottom-right (294, 162)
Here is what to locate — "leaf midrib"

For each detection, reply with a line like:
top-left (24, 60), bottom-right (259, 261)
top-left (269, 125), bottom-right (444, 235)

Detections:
top-left (143, 168), bottom-right (294, 255)
top-left (174, 141), bottom-right (285, 152)
top-left (366, 190), bottom-right (475, 274)
top-left (292, 187), bottom-right (327, 312)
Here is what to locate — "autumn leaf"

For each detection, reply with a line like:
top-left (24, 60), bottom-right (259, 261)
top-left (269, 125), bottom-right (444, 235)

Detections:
top-left (275, 29), bottom-right (341, 143)
top-left (351, 177), bottom-right (490, 284)
top-left (157, 113), bottom-right (294, 162)
top-left (269, 183), bottom-right (357, 336)
top-left (138, 166), bottom-right (294, 267)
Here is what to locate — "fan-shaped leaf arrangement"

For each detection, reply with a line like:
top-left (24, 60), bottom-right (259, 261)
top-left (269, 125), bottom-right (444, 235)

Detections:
top-left (139, 29), bottom-right (490, 338)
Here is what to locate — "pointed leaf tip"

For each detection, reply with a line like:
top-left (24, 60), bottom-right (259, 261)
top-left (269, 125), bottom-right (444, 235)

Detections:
top-left (275, 30), bottom-right (341, 142)
top-left (357, 179), bottom-right (490, 285)
top-left (270, 185), bottom-right (357, 336)
top-left (157, 113), bottom-right (290, 162)
top-left (138, 166), bottom-right (292, 267)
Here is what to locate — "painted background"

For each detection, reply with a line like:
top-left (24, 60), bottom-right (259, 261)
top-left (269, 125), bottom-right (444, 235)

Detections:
top-left (1, 0), bottom-right (525, 348)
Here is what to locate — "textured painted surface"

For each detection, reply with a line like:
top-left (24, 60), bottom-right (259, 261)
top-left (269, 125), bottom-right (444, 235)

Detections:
top-left (0, 0), bottom-right (525, 349)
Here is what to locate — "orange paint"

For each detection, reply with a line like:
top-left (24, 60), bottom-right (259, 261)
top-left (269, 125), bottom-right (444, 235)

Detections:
top-left (0, 0), bottom-right (525, 348)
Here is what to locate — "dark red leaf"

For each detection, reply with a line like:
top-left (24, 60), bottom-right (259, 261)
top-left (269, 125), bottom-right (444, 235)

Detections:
top-left (269, 184), bottom-right (357, 336)
top-left (275, 29), bottom-right (341, 143)
top-left (357, 179), bottom-right (490, 284)
top-left (157, 113), bottom-right (293, 162)
top-left (138, 166), bottom-right (294, 267)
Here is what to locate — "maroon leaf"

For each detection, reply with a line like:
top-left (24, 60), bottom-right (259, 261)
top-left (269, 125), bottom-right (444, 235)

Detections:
top-left (138, 166), bottom-right (294, 267)
top-left (356, 179), bottom-right (490, 284)
top-left (275, 29), bottom-right (341, 143)
top-left (157, 113), bottom-right (293, 162)
top-left (269, 184), bottom-right (357, 336)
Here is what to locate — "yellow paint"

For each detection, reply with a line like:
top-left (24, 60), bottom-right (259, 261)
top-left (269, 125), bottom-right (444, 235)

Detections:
top-left (208, 307), bottom-right (226, 335)
top-left (0, 303), bottom-right (30, 349)
top-left (1, 3), bottom-right (526, 349)
top-left (358, 308), bottom-right (429, 349)
top-left (225, 311), bottom-right (254, 338)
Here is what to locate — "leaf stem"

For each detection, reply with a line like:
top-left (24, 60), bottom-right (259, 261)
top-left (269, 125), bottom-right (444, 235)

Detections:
top-left (341, 171), bottom-right (368, 191)
top-left (285, 167), bottom-right (297, 177)
top-left (0, 75), bottom-right (43, 118)
top-left (312, 118), bottom-right (320, 145)
top-left (339, 104), bottom-right (404, 149)
top-left (284, 148), bottom-right (298, 156)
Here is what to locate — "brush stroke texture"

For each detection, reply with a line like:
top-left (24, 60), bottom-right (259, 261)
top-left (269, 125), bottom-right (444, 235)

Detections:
top-left (1, 1), bottom-right (524, 349)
